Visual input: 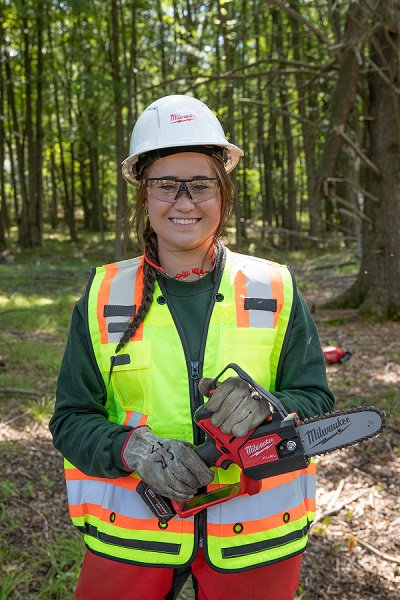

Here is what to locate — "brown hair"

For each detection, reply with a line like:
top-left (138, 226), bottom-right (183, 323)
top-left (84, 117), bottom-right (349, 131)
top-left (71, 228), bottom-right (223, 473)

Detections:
top-left (113, 155), bottom-right (235, 356)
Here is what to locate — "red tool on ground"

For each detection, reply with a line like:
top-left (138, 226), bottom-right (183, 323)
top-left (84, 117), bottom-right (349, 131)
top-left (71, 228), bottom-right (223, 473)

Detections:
top-left (322, 346), bottom-right (352, 364)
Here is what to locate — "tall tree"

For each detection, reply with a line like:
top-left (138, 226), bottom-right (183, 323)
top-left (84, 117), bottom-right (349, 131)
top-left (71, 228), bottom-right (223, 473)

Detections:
top-left (332, 0), bottom-right (400, 318)
top-left (111, 0), bottom-right (128, 260)
top-left (313, 1), bottom-right (375, 229)
top-left (19, 0), bottom-right (45, 247)
top-left (0, 9), bottom-right (8, 248)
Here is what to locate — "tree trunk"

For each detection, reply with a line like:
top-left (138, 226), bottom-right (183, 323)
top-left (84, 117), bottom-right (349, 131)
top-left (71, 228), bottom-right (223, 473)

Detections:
top-left (240, 101), bottom-right (250, 224)
top-left (21, 0), bottom-right (35, 247)
top-left (49, 151), bottom-right (58, 229)
top-left (290, 7), bottom-right (319, 239)
top-left (328, 5), bottom-right (400, 319)
top-left (111, 0), bottom-right (127, 261)
top-left (218, 0), bottom-right (243, 249)
top-left (314, 1), bottom-right (378, 229)
top-left (280, 80), bottom-right (299, 250)
top-left (48, 23), bottom-right (77, 241)
top-left (3, 31), bottom-right (27, 241)
top-left (88, 141), bottom-right (104, 238)
top-left (0, 45), bottom-right (7, 249)
top-left (0, 15), bottom-right (8, 250)
top-left (33, 1), bottom-right (44, 245)
top-left (19, 0), bottom-right (43, 247)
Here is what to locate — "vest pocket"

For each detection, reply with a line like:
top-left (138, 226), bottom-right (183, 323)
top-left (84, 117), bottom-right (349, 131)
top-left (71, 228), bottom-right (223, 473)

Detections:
top-left (100, 341), bottom-right (153, 414)
top-left (222, 328), bottom-right (277, 387)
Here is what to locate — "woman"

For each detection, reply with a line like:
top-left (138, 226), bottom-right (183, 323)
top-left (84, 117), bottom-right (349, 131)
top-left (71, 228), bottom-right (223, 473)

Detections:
top-left (50, 95), bottom-right (334, 600)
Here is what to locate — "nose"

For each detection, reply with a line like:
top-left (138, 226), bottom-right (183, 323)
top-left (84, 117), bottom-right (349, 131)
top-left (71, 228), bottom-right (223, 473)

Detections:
top-left (173, 189), bottom-right (195, 211)
top-left (173, 195), bottom-right (195, 212)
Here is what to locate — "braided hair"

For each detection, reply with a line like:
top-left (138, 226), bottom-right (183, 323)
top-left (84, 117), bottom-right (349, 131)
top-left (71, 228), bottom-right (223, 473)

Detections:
top-left (112, 154), bottom-right (235, 361)
top-left (112, 224), bottom-right (158, 356)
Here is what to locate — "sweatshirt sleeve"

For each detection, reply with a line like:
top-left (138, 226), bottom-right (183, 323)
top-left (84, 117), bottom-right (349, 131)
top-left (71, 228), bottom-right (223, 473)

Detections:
top-left (49, 297), bottom-right (132, 478)
top-left (273, 291), bottom-right (335, 420)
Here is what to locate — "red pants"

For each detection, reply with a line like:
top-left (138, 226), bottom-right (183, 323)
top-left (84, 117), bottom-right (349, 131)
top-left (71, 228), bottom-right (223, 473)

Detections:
top-left (73, 549), bottom-right (302, 600)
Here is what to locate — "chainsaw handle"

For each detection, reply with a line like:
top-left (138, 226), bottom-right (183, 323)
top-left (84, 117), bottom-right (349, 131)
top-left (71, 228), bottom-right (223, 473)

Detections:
top-left (205, 363), bottom-right (288, 418)
top-left (195, 437), bottom-right (228, 468)
top-left (194, 406), bottom-right (234, 469)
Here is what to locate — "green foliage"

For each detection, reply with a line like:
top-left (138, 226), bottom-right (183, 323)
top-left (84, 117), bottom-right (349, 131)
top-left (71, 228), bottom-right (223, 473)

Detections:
top-left (25, 397), bottom-right (55, 423)
top-left (1, 0), bottom-right (356, 248)
top-left (0, 480), bottom-right (19, 502)
top-left (0, 532), bottom-right (84, 600)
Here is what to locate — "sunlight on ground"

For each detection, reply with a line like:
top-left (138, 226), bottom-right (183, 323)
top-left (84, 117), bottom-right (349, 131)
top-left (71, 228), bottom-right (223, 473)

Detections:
top-left (0, 293), bottom-right (54, 308)
top-left (0, 422), bottom-right (51, 443)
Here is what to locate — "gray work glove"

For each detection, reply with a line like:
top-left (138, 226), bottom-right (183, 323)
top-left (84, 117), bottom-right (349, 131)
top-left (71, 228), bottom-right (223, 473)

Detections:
top-left (123, 427), bottom-right (214, 501)
top-left (198, 376), bottom-right (272, 438)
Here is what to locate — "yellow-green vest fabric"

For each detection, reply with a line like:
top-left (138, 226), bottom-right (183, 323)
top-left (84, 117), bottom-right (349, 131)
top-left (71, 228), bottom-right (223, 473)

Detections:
top-left (65, 248), bottom-right (316, 571)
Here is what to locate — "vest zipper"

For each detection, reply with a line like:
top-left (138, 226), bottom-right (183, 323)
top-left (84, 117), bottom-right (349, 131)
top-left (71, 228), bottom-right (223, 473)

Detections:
top-left (191, 359), bottom-right (207, 547)
top-left (157, 249), bottom-right (226, 553)
top-left (190, 360), bottom-right (203, 445)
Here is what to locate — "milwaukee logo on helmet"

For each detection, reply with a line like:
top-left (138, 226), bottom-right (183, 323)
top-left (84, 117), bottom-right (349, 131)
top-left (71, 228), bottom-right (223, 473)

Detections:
top-left (170, 112), bottom-right (197, 124)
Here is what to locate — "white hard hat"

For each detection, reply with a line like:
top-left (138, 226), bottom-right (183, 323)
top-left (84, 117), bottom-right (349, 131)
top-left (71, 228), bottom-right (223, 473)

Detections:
top-left (122, 95), bottom-right (244, 185)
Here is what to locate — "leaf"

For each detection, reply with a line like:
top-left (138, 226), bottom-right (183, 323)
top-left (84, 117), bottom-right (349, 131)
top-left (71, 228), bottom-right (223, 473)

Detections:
top-left (348, 535), bottom-right (357, 551)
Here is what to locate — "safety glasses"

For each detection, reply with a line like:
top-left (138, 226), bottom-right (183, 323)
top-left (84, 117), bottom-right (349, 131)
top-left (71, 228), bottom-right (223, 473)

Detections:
top-left (145, 177), bottom-right (220, 203)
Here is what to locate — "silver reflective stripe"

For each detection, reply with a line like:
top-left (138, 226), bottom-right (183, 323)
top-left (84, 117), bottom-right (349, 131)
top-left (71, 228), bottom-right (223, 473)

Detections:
top-left (241, 256), bottom-right (275, 328)
top-left (106, 258), bottom-right (141, 344)
top-left (126, 411), bottom-right (145, 428)
top-left (66, 479), bottom-right (154, 520)
top-left (299, 471), bottom-right (316, 500)
top-left (66, 479), bottom-right (105, 506)
top-left (206, 473), bottom-right (315, 525)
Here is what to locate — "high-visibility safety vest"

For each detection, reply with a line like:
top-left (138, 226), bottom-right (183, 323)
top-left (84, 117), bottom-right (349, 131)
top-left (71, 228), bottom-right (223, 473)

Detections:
top-left (65, 245), bottom-right (316, 571)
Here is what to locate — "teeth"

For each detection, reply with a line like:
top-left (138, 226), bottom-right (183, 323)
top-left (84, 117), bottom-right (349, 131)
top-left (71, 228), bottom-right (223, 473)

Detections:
top-left (171, 218), bottom-right (199, 225)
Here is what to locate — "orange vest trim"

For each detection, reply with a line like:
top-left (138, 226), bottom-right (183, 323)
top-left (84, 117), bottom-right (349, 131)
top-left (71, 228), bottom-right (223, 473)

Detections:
top-left (207, 506), bottom-right (309, 538)
top-left (98, 262), bottom-right (118, 345)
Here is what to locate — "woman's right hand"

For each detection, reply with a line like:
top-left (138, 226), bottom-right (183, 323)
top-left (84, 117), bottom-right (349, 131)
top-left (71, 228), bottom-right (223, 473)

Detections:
top-left (122, 427), bottom-right (214, 500)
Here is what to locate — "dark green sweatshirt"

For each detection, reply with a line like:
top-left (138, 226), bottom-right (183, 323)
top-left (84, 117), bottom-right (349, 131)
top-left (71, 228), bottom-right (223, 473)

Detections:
top-left (49, 261), bottom-right (335, 478)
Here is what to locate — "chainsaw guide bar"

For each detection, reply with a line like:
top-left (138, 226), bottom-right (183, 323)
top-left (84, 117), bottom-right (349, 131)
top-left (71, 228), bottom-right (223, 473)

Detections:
top-left (297, 406), bottom-right (386, 458)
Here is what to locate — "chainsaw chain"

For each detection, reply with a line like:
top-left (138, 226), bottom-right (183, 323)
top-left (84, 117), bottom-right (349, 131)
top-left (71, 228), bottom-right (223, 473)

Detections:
top-left (299, 405), bottom-right (387, 458)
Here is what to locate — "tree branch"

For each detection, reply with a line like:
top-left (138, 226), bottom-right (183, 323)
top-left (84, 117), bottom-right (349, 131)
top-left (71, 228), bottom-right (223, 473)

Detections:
top-left (326, 177), bottom-right (380, 203)
top-left (332, 193), bottom-right (373, 223)
top-left (263, 0), bottom-right (332, 47)
top-left (356, 537), bottom-right (400, 564)
top-left (0, 387), bottom-right (45, 396)
top-left (333, 126), bottom-right (382, 177)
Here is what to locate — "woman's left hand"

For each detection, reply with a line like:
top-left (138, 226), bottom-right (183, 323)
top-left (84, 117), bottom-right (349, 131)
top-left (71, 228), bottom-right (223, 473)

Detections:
top-left (198, 376), bottom-right (272, 438)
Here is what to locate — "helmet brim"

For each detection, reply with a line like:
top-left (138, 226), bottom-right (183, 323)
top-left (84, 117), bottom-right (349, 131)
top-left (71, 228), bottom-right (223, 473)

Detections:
top-left (122, 142), bottom-right (243, 186)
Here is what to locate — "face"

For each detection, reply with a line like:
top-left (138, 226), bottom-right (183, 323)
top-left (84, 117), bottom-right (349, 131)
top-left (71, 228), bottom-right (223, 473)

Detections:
top-left (145, 153), bottom-right (221, 256)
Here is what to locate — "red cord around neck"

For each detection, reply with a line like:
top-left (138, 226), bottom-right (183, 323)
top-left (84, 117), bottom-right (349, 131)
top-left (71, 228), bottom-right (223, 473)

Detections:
top-left (143, 247), bottom-right (216, 280)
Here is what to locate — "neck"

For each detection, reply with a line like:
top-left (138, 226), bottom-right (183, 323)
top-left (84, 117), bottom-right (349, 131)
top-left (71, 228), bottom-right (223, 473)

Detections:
top-left (148, 243), bottom-right (216, 281)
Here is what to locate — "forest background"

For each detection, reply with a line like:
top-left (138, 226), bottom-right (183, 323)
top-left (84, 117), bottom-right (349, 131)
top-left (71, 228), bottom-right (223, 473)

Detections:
top-left (0, 0), bottom-right (400, 598)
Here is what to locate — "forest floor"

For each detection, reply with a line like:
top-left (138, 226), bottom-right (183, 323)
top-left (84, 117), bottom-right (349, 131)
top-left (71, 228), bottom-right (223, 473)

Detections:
top-left (287, 264), bottom-right (400, 600)
top-left (0, 246), bottom-right (399, 599)
top-left (177, 263), bottom-right (400, 600)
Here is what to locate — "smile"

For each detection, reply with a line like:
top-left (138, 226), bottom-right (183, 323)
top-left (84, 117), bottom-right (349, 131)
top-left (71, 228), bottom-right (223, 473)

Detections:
top-left (170, 218), bottom-right (200, 225)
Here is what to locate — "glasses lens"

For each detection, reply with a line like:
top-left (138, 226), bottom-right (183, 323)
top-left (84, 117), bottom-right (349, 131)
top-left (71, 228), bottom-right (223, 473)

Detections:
top-left (146, 179), bottom-right (220, 203)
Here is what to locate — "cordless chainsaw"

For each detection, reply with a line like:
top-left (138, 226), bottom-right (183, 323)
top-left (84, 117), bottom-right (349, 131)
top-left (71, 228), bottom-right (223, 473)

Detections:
top-left (137, 363), bottom-right (385, 523)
